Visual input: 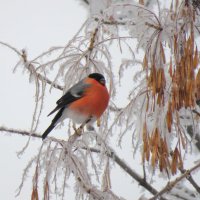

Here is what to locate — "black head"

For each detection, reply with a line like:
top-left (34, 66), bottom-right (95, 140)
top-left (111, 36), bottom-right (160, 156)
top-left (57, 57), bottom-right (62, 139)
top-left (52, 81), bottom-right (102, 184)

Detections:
top-left (88, 73), bottom-right (106, 86)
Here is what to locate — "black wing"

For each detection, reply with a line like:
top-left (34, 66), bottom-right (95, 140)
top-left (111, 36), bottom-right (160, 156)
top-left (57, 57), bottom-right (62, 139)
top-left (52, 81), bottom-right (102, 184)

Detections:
top-left (42, 80), bottom-right (90, 140)
top-left (47, 80), bottom-right (90, 116)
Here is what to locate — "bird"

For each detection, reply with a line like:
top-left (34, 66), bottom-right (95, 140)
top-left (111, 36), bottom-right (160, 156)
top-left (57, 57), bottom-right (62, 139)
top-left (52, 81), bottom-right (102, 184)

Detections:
top-left (42, 73), bottom-right (109, 140)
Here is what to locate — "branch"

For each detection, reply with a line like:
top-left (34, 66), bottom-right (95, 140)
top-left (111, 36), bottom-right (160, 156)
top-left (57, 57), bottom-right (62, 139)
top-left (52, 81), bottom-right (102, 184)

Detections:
top-left (100, 19), bottom-right (136, 26)
top-left (0, 126), bottom-right (42, 139)
top-left (0, 41), bottom-right (21, 56)
top-left (84, 147), bottom-right (168, 200)
top-left (0, 126), bottom-right (168, 200)
top-left (20, 50), bottom-right (64, 91)
top-left (0, 40), bottom-right (64, 92)
top-left (179, 168), bottom-right (200, 194)
top-left (36, 72), bottom-right (63, 91)
top-left (3, 127), bottom-right (200, 200)
top-left (149, 163), bottom-right (200, 200)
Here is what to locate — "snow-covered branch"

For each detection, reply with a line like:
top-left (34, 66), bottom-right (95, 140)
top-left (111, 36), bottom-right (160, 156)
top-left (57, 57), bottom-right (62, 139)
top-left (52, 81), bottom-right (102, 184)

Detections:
top-left (149, 163), bottom-right (200, 200)
top-left (0, 126), bottom-right (41, 139)
top-left (2, 126), bottom-right (200, 200)
top-left (0, 126), bottom-right (161, 198)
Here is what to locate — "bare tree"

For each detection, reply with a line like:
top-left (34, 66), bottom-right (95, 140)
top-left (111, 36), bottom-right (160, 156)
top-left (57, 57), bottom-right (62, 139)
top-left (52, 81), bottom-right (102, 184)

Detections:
top-left (1, 0), bottom-right (200, 199)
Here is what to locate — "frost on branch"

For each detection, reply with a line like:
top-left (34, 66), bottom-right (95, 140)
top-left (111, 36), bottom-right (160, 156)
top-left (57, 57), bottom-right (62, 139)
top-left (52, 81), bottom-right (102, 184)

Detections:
top-left (136, 1), bottom-right (200, 175)
top-left (17, 132), bottom-right (124, 200)
top-left (103, 1), bottom-right (200, 175)
top-left (165, 182), bottom-right (200, 200)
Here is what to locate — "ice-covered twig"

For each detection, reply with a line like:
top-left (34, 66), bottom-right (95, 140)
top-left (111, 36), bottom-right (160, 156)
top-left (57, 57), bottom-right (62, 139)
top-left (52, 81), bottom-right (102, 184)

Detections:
top-left (149, 162), bottom-right (200, 200)
top-left (179, 167), bottom-right (200, 194)
top-left (82, 147), bottom-right (168, 200)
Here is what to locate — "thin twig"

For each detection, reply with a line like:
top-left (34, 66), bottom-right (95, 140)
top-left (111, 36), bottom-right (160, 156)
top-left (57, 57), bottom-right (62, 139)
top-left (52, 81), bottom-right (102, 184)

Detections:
top-left (0, 126), bottom-right (67, 147)
top-left (84, 147), bottom-right (168, 200)
top-left (0, 126), bottom-right (168, 199)
top-left (179, 168), bottom-right (200, 194)
top-left (101, 19), bottom-right (135, 26)
top-left (36, 73), bottom-right (63, 91)
top-left (20, 51), bottom-right (64, 91)
top-left (149, 163), bottom-right (200, 200)
top-left (3, 126), bottom-right (200, 200)
top-left (0, 126), bottom-right (42, 139)
top-left (0, 41), bottom-right (21, 56)
top-left (192, 109), bottom-right (200, 117)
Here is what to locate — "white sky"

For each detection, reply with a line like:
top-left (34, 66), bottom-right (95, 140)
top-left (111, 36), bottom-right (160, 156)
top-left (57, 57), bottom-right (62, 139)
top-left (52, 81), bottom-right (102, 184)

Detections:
top-left (0, 1), bottom-right (87, 199)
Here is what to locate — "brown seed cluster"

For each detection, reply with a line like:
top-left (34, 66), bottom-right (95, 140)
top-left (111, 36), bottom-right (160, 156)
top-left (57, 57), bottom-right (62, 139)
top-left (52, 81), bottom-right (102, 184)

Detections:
top-left (141, 3), bottom-right (199, 174)
top-left (142, 123), bottom-right (184, 175)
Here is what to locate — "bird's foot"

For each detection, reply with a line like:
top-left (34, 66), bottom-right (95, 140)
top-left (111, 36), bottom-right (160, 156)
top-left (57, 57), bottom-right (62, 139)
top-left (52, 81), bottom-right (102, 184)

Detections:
top-left (76, 127), bottom-right (83, 136)
top-left (97, 118), bottom-right (101, 127)
top-left (73, 124), bottom-right (83, 136)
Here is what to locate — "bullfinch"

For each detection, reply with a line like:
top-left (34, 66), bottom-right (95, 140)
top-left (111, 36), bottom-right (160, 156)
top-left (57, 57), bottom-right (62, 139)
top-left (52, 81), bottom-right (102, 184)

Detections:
top-left (42, 73), bottom-right (109, 140)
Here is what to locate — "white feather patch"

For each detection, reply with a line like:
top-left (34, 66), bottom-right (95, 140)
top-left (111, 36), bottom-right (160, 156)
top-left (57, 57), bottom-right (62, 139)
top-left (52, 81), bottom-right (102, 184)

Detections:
top-left (56, 108), bottom-right (96, 125)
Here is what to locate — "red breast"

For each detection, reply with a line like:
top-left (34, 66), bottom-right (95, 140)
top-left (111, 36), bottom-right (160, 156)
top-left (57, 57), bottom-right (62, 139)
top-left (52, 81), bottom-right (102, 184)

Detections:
top-left (68, 77), bottom-right (109, 118)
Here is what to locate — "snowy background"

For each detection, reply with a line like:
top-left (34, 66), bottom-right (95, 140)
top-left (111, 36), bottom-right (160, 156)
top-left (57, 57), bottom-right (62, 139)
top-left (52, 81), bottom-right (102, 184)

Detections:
top-left (0, 1), bottom-right (87, 199)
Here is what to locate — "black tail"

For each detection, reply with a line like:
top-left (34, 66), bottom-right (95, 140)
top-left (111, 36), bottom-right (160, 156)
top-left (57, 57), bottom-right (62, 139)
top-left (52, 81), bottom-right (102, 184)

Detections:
top-left (42, 123), bottom-right (55, 140)
top-left (42, 107), bottom-right (65, 140)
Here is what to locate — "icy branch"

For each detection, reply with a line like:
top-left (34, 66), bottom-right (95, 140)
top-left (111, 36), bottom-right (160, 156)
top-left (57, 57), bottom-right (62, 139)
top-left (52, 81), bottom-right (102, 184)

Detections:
top-left (149, 163), bottom-right (200, 200)
top-left (179, 168), bottom-right (200, 194)
top-left (83, 147), bottom-right (168, 200)
top-left (0, 126), bottom-right (41, 139)
top-left (0, 126), bottom-right (166, 199)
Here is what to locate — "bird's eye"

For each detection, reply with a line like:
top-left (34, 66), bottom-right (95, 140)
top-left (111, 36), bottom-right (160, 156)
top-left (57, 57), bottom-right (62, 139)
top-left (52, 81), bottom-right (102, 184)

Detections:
top-left (99, 78), bottom-right (105, 85)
